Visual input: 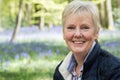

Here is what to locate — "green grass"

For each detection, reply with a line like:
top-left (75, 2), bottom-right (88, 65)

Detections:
top-left (0, 37), bottom-right (120, 80)
top-left (0, 39), bottom-right (68, 80)
top-left (0, 55), bottom-right (65, 80)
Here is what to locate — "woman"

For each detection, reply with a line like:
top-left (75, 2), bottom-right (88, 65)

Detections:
top-left (53, 0), bottom-right (120, 80)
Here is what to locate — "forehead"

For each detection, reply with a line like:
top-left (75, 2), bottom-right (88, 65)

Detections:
top-left (75, 11), bottom-right (92, 19)
top-left (64, 12), bottom-right (93, 25)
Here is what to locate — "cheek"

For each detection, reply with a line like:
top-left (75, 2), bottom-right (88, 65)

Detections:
top-left (63, 31), bottom-right (73, 40)
top-left (64, 34), bottom-right (71, 41)
top-left (83, 32), bottom-right (96, 40)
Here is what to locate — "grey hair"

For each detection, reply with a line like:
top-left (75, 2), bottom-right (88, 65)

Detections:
top-left (62, 0), bottom-right (100, 32)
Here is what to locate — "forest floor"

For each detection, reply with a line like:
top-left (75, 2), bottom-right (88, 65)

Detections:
top-left (0, 26), bottom-right (120, 80)
top-left (0, 26), bottom-right (120, 53)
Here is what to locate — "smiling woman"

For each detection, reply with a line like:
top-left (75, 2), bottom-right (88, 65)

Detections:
top-left (53, 0), bottom-right (120, 80)
top-left (63, 13), bottom-right (98, 56)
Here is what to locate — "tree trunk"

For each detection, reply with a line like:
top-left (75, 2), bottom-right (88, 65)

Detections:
top-left (97, 0), bottom-right (108, 28)
top-left (68, 0), bottom-right (73, 3)
top-left (106, 0), bottom-right (114, 30)
top-left (48, 22), bottom-right (53, 29)
top-left (100, 0), bottom-right (106, 27)
top-left (0, 0), bottom-right (3, 32)
top-left (10, 0), bottom-right (23, 42)
top-left (39, 9), bottom-right (45, 30)
top-left (116, 0), bottom-right (120, 8)
top-left (25, 0), bottom-right (31, 26)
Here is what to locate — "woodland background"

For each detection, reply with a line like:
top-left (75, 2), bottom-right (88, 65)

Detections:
top-left (0, 0), bottom-right (120, 80)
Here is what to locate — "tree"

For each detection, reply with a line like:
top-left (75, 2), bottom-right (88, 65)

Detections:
top-left (117, 0), bottom-right (120, 7)
top-left (32, 0), bottom-right (66, 30)
top-left (68, 0), bottom-right (73, 3)
top-left (0, 0), bottom-right (2, 32)
top-left (106, 0), bottom-right (114, 30)
top-left (98, 0), bottom-right (108, 28)
top-left (39, 7), bottom-right (45, 30)
top-left (10, 0), bottom-right (23, 42)
top-left (24, 0), bottom-right (32, 26)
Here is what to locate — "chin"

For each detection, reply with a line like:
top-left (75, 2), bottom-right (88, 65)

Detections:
top-left (72, 48), bottom-right (86, 54)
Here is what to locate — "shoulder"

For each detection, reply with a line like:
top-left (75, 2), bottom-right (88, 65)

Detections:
top-left (99, 49), bottom-right (120, 79)
top-left (53, 61), bottom-right (64, 80)
top-left (100, 49), bottom-right (120, 65)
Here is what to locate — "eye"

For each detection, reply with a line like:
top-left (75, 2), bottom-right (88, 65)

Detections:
top-left (81, 26), bottom-right (90, 30)
top-left (67, 26), bottom-right (75, 30)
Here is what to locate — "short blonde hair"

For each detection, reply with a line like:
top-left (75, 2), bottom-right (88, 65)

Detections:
top-left (62, 0), bottom-right (100, 32)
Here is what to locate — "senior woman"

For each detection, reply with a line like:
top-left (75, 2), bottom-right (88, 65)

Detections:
top-left (53, 0), bottom-right (120, 80)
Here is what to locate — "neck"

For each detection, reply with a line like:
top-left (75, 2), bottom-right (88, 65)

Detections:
top-left (74, 41), bottom-right (96, 66)
top-left (74, 52), bottom-right (87, 67)
top-left (74, 53), bottom-right (85, 77)
top-left (73, 53), bottom-right (87, 77)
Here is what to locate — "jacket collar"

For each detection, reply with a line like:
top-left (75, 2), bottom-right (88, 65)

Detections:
top-left (59, 52), bottom-right (73, 80)
top-left (59, 41), bottom-right (101, 79)
top-left (84, 41), bottom-right (101, 74)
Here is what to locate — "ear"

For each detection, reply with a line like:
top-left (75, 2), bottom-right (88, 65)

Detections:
top-left (63, 28), bottom-right (66, 40)
top-left (95, 27), bottom-right (100, 40)
top-left (63, 32), bottom-right (65, 40)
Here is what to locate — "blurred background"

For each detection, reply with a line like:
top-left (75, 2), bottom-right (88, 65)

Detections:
top-left (0, 0), bottom-right (120, 80)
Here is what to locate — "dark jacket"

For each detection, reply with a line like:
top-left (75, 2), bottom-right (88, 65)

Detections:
top-left (53, 42), bottom-right (120, 80)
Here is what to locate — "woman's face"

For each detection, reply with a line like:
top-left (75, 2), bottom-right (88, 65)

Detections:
top-left (63, 13), bottom-right (99, 55)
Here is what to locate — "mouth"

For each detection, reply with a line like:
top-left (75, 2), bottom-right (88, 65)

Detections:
top-left (72, 41), bottom-right (86, 44)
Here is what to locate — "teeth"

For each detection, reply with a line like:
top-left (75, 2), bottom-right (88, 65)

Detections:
top-left (74, 41), bottom-right (83, 44)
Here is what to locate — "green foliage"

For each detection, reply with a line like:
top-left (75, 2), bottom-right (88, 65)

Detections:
top-left (0, 0), bottom-right (120, 29)
top-left (1, 16), bottom-right (16, 29)
top-left (0, 0), bottom-right (19, 29)
top-left (0, 0), bottom-right (67, 29)
top-left (32, 0), bottom-right (67, 26)
top-left (113, 8), bottom-right (120, 28)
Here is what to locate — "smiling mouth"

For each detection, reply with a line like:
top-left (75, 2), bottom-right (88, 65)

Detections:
top-left (73, 41), bottom-right (86, 44)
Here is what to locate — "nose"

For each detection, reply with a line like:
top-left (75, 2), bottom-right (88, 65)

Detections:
top-left (74, 29), bottom-right (82, 38)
